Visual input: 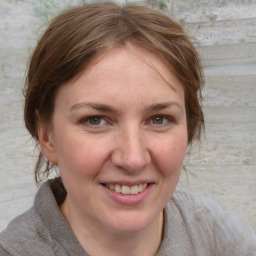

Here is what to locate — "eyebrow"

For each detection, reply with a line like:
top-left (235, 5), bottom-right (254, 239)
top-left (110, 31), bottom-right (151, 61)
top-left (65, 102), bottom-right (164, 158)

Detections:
top-left (70, 101), bottom-right (183, 113)
top-left (70, 102), bottom-right (118, 113)
top-left (146, 102), bottom-right (183, 112)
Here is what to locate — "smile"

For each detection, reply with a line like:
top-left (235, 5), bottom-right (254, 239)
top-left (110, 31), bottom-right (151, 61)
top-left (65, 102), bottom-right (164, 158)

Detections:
top-left (105, 183), bottom-right (148, 195)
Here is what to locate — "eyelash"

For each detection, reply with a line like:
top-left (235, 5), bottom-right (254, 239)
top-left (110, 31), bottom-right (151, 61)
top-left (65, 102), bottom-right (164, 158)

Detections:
top-left (79, 115), bottom-right (175, 129)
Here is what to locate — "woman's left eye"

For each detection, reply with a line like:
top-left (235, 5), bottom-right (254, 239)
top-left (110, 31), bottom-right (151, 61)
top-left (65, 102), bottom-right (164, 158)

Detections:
top-left (148, 115), bottom-right (173, 126)
top-left (151, 116), bottom-right (165, 124)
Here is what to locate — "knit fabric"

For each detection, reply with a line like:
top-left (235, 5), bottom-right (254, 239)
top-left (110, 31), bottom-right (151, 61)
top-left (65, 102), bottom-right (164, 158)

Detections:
top-left (0, 178), bottom-right (255, 256)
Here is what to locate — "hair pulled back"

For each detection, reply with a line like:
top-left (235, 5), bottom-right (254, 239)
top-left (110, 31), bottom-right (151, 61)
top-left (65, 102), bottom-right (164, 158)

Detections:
top-left (24, 2), bottom-right (204, 183)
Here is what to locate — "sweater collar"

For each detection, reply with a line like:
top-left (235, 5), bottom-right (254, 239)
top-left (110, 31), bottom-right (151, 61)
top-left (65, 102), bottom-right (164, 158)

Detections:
top-left (34, 178), bottom-right (89, 256)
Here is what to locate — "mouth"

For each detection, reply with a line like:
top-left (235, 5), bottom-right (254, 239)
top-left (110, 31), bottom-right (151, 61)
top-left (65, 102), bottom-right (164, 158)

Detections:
top-left (103, 183), bottom-right (148, 195)
top-left (100, 182), bottom-right (153, 205)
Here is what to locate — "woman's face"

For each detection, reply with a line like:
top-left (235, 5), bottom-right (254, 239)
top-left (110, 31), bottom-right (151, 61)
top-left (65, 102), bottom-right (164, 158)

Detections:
top-left (39, 44), bottom-right (187, 234)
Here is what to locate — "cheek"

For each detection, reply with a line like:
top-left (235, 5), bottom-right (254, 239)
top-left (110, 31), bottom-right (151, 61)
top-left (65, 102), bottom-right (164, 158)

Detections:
top-left (152, 134), bottom-right (187, 174)
top-left (55, 133), bottom-right (111, 177)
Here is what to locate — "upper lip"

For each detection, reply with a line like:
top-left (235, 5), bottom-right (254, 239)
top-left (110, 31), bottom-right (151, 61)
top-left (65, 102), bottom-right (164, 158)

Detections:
top-left (100, 180), bottom-right (154, 186)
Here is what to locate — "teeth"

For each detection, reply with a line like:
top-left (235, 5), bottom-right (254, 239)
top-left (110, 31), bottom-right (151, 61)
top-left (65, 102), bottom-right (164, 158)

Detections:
top-left (131, 185), bottom-right (138, 194)
top-left (115, 184), bottom-right (122, 193)
top-left (122, 185), bottom-right (131, 194)
top-left (107, 183), bottom-right (148, 195)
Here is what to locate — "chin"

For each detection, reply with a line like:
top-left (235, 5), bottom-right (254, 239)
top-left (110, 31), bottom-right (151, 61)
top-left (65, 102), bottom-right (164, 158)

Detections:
top-left (102, 210), bottom-right (159, 235)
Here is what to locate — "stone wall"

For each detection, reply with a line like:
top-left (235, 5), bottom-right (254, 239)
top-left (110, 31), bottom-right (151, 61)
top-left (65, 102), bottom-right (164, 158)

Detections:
top-left (0, 0), bottom-right (255, 231)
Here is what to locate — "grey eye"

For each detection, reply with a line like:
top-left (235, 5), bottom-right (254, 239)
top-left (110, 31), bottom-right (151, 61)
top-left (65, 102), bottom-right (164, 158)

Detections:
top-left (88, 116), bottom-right (102, 125)
top-left (152, 116), bottom-right (164, 124)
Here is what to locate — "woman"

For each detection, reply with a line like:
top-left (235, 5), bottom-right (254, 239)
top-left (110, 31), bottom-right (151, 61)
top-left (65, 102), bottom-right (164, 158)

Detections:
top-left (0, 2), bottom-right (255, 256)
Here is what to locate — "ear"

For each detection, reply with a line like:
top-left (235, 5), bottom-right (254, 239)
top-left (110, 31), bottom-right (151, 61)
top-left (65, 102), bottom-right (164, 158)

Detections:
top-left (37, 122), bottom-right (58, 165)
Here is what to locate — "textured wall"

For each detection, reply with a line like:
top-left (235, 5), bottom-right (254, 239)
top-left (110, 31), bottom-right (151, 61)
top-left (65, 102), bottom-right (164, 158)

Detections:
top-left (0, 0), bottom-right (255, 232)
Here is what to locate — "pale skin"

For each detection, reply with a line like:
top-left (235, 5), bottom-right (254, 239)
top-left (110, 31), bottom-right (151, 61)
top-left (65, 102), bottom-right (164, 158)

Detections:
top-left (38, 43), bottom-right (188, 256)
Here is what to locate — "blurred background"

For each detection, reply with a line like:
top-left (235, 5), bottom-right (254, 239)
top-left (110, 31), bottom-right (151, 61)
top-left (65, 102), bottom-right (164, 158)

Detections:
top-left (0, 0), bottom-right (255, 231)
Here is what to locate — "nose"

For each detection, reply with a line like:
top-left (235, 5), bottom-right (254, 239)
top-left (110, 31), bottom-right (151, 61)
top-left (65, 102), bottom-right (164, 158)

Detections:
top-left (111, 127), bottom-right (151, 173)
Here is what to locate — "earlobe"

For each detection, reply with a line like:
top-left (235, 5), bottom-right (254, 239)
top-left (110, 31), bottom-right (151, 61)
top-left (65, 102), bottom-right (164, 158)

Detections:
top-left (37, 122), bottom-right (58, 165)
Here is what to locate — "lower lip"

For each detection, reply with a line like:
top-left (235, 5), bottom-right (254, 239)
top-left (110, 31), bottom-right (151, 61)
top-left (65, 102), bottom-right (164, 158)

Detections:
top-left (101, 184), bottom-right (153, 206)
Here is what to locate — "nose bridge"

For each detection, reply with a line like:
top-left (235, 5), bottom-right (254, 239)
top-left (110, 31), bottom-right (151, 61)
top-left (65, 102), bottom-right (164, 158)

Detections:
top-left (112, 124), bottom-right (150, 172)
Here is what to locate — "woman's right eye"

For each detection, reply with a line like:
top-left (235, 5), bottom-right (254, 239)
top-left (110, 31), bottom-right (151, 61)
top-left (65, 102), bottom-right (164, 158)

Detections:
top-left (80, 116), bottom-right (107, 128)
top-left (87, 116), bottom-right (102, 125)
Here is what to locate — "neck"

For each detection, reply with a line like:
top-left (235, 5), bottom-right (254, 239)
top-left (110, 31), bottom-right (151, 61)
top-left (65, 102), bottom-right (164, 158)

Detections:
top-left (60, 198), bottom-right (163, 256)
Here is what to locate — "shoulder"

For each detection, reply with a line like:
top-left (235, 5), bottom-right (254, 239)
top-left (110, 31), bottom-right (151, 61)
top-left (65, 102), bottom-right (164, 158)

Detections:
top-left (0, 179), bottom-right (74, 256)
top-left (170, 190), bottom-right (223, 218)
top-left (0, 207), bottom-right (55, 256)
top-left (0, 183), bottom-right (60, 256)
top-left (0, 246), bottom-right (12, 256)
top-left (168, 190), bottom-right (256, 255)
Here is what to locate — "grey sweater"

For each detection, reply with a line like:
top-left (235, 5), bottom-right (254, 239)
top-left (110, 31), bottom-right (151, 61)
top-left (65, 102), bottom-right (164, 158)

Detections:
top-left (0, 178), bottom-right (255, 256)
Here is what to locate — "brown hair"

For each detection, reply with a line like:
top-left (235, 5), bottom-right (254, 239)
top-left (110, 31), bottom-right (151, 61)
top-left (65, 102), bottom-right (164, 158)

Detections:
top-left (24, 2), bottom-right (204, 183)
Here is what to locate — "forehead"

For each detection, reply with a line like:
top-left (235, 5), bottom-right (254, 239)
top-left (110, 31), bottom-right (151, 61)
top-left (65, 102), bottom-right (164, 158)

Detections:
top-left (86, 43), bottom-right (181, 88)
top-left (55, 43), bottom-right (185, 111)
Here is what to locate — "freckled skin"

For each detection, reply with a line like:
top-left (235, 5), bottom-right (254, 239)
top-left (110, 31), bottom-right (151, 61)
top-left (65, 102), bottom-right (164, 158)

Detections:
top-left (38, 44), bottom-right (188, 253)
